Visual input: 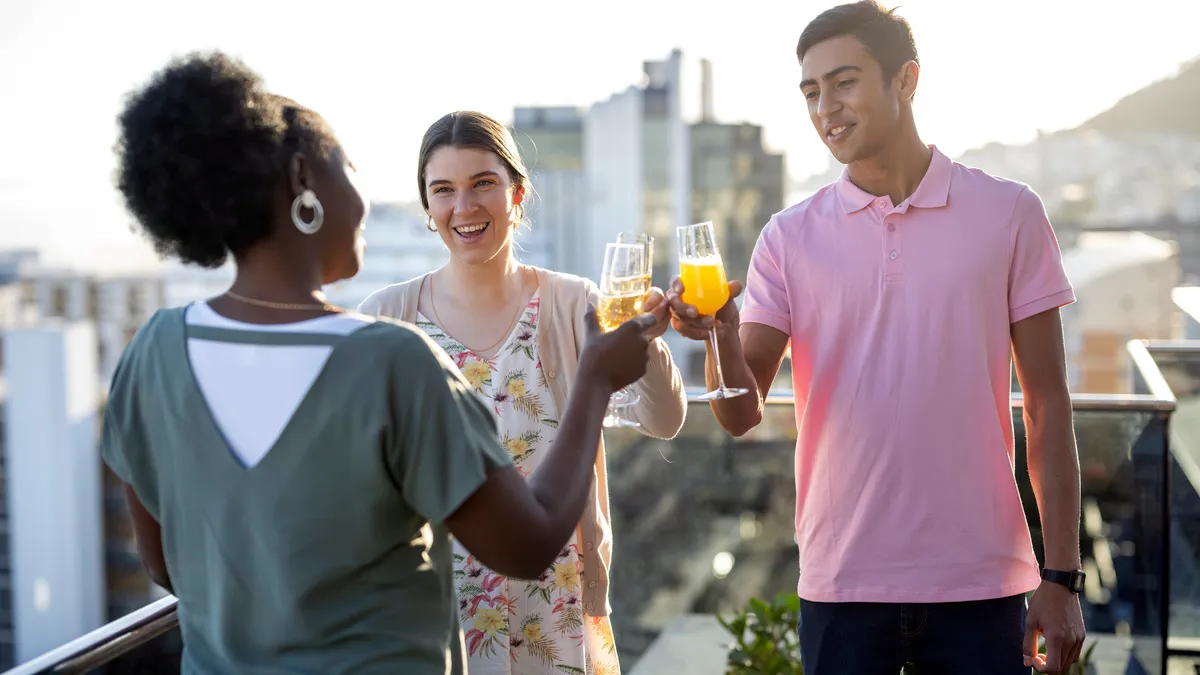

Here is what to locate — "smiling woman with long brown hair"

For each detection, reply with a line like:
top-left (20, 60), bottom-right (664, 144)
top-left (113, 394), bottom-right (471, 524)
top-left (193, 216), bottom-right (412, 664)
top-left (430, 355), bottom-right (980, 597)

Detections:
top-left (360, 110), bottom-right (688, 675)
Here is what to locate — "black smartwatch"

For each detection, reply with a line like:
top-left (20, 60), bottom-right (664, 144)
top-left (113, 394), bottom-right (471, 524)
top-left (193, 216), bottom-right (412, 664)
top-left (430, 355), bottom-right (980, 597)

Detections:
top-left (1041, 568), bottom-right (1085, 593)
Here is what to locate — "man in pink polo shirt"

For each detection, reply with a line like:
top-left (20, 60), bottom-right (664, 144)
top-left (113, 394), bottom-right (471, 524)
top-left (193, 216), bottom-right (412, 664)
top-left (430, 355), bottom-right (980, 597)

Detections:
top-left (669, 2), bottom-right (1085, 673)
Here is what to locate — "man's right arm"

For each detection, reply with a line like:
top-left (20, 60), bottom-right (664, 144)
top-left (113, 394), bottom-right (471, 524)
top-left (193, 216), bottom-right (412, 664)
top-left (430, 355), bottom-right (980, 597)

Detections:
top-left (667, 279), bottom-right (790, 437)
top-left (706, 319), bottom-right (789, 436)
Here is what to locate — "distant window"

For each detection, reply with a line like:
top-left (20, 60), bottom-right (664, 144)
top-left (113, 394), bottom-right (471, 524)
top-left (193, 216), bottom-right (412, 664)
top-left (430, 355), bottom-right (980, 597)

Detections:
top-left (50, 285), bottom-right (67, 317)
top-left (86, 285), bottom-right (99, 320)
top-left (128, 286), bottom-right (141, 316)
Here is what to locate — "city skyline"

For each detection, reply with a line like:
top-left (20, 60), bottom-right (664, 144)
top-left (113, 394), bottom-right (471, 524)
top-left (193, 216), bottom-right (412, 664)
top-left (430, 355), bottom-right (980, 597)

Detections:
top-left (2, 0), bottom-right (1199, 272)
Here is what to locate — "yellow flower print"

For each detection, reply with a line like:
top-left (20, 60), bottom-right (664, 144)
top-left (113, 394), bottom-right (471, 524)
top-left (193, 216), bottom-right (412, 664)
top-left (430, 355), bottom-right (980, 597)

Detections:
top-left (505, 437), bottom-right (530, 459)
top-left (522, 621), bottom-right (543, 642)
top-left (472, 607), bottom-right (504, 637)
top-left (554, 562), bottom-right (580, 590)
top-left (462, 360), bottom-right (491, 388)
top-left (595, 616), bottom-right (617, 653)
top-left (507, 376), bottom-right (528, 397)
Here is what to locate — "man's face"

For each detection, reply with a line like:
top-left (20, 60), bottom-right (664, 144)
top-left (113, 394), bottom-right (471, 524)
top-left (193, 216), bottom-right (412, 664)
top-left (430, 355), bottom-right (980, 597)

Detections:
top-left (800, 35), bottom-right (909, 165)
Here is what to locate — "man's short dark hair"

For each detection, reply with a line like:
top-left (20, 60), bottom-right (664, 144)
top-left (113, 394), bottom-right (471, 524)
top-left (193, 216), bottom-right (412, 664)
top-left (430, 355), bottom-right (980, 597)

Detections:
top-left (797, 1), bottom-right (918, 78)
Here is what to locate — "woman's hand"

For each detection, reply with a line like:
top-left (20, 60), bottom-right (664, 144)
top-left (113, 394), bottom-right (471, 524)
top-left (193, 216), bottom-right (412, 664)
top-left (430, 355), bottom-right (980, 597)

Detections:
top-left (641, 287), bottom-right (671, 340)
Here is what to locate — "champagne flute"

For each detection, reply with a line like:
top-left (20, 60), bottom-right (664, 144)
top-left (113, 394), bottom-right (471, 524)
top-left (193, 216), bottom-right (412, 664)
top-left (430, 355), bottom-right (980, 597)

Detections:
top-left (611, 230), bottom-right (655, 415)
top-left (676, 221), bottom-right (749, 401)
top-left (597, 242), bottom-right (651, 429)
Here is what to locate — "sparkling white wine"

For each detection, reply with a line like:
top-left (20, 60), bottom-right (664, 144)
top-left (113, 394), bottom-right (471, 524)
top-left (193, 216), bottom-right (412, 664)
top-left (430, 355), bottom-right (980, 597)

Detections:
top-left (597, 274), bottom-right (651, 332)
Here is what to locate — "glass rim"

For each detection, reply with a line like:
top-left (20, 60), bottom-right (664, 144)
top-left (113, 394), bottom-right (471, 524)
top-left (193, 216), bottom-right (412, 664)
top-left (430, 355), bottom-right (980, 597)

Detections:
top-left (604, 242), bottom-right (645, 252)
top-left (676, 221), bottom-right (715, 234)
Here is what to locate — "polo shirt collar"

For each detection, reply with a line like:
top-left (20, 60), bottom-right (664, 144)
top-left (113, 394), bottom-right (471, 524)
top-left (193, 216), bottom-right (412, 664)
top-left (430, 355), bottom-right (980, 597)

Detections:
top-left (836, 145), bottom-right (952, 214)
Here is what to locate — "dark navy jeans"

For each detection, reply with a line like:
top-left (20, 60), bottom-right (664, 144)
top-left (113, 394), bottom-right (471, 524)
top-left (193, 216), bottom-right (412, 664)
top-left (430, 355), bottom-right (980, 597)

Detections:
top-left (798, 595), bottom-right (1030, 674)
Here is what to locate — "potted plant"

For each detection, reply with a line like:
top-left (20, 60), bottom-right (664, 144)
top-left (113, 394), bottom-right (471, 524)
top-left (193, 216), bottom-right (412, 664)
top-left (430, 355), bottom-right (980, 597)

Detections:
top-left (718, 593), bottom-right (803, 675)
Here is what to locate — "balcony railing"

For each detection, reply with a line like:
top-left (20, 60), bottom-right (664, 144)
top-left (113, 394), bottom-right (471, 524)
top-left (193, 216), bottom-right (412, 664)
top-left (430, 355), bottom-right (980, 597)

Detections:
top-left (2, 596), bottom-right (177, 674)
top-left (9, 339), bottom-right (1200, 674)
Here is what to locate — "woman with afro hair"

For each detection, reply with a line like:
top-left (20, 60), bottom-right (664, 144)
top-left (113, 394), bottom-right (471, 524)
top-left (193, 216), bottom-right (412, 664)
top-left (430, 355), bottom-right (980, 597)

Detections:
top-left (101, 51), bottom-right (658, 674)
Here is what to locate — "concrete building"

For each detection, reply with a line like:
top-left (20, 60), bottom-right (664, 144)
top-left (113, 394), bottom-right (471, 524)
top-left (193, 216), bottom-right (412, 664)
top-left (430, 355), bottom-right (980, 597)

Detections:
top-left (513, 106), bottom-right (587, 276)
top-left (690, 121), bottom-right (786, 293)
top-left (1061, 231), bottom-right (1182, 393)
top-left (582, 49), bottom-right (692, 284)
top-left (516, 50), bottom-right (784, 289)
top-left (2, 323), bottom-right (105, 667)
top-left (18, 271), bottom-right (163, 389)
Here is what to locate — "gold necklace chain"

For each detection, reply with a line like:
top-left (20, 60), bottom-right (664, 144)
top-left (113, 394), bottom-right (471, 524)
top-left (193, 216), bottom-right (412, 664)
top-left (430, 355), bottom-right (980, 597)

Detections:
top-left (224, 290), bottom-right (342, 313)
top-left (429, 267), bottom-right (527, 356)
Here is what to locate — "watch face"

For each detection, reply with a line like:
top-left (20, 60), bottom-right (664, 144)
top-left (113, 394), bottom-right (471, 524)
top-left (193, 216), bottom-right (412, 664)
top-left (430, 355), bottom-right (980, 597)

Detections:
top-left (1071, 574), bottom-right (1085, 592)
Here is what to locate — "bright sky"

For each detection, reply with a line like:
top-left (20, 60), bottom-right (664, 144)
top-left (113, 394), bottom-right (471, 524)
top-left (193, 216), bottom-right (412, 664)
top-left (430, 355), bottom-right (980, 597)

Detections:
top-left (1, 0), bottom-right (1198, 271)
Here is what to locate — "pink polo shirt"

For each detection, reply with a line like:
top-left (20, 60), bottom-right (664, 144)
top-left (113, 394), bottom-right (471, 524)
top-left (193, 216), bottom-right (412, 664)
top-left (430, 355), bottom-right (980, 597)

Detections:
top-left (741, 146), bottom-right (1075, 603)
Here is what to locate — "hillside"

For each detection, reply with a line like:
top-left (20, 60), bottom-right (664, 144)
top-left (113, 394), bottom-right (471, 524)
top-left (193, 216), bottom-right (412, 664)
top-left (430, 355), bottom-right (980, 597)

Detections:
top-left (1080, 57), bottom-right (1200, 136)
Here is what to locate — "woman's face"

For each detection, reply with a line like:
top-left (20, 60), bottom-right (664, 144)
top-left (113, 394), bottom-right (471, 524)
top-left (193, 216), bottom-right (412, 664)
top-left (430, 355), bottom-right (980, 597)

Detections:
top-left (423, 145), bottom-right (525, 267)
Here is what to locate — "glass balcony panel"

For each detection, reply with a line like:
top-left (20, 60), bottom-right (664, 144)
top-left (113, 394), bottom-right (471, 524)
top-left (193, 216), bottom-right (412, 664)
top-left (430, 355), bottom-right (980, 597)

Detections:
top-left (605, 396), bottom-right (1169, 674)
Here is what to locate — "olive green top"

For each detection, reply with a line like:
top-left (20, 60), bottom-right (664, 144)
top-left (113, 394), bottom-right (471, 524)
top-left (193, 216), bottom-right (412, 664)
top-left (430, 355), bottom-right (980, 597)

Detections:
top-left (101, 307), bottom-right (512, 674)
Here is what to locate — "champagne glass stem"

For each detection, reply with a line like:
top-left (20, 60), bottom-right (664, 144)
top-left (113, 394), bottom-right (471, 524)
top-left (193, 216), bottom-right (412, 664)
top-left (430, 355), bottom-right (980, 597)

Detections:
top-left (709, 325), bottom-right (728, 390)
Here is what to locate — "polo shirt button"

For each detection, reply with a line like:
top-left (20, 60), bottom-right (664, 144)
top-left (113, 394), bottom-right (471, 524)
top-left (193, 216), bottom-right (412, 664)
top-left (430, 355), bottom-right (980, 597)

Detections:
top-left (889, 251), bottom-right (898, 260)
top-left (586, 602), bottom-right (594, 611)
top-left (547, 370), bottom-right (556, 379)
top-left (588, 581), bottom-right (597, 588)
top-left (887, 223), bottom-right (896, 232)
top-left (875, 198), bottom-right (886, 207)
top-left (586, 542), bottom-right (593, 550)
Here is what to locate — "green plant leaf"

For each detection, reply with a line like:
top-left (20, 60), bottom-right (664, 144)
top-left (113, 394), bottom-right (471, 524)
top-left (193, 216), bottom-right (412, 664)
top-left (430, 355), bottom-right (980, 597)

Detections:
top-left (723, 594), bottom-right (804, 674)
top-left (781, 593), bottom-right (801, 614)
top-left (750, 598), bottom-right (771, 622)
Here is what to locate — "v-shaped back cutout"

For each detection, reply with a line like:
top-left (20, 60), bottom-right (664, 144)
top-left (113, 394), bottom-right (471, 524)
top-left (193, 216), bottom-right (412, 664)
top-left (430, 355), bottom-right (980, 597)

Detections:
top-left (179, 311), bottom-right (371, 471)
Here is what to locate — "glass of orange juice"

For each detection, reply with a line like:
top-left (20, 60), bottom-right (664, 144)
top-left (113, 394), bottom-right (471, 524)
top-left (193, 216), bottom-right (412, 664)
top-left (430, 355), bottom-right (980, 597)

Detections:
top-left (677, 221), bottom-right (749, 401)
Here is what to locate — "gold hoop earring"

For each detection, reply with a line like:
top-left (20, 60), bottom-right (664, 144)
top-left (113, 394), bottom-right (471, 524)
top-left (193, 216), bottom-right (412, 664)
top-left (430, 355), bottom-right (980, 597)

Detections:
top-left (426, 216), bottom-right (437, 233)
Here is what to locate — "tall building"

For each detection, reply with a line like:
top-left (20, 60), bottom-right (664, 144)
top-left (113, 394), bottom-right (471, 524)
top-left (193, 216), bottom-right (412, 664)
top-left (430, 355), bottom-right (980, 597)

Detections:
top-left (0, 378), bottom-right (12, 670)
top-left (583, 49), bottom-right (693, 285)
top-left (513, 106), bottom-right (586, 276)
top-left (514, 51), bottom-right (785, 382)
top-left (2, 323), bottom-right (105, 667)
top-left (0, 255), bottom-right (168, 662)
top-left (690, 120), bottom-right (786, 286)
top-left (18, 271), bottom-right (164, 389)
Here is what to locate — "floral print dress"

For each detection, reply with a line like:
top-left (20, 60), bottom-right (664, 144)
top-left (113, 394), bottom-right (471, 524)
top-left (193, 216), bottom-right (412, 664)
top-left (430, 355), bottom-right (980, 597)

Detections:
top-left (417, 292), bottom-right (621, 675)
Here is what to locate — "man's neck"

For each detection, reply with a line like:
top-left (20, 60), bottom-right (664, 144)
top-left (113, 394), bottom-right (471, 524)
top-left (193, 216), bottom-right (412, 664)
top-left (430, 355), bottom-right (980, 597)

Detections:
top-left (846, 132), bottom-right (933, 205)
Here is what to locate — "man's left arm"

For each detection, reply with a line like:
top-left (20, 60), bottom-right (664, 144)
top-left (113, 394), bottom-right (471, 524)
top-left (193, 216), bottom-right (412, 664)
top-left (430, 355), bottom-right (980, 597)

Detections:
top-left (1012, 307), bottom-right (1086, 674)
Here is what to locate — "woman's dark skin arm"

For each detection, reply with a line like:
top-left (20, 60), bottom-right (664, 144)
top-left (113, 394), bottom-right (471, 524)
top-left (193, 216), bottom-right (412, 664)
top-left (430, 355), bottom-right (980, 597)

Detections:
top-left (445, 312), bottom-right (657, 579)
top-left (122, 483), bottom-right (172, 593)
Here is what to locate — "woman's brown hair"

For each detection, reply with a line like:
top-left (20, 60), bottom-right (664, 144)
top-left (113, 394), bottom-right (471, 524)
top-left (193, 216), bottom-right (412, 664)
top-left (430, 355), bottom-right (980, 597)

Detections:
top-left (416, 111), bottom-right (531, 211)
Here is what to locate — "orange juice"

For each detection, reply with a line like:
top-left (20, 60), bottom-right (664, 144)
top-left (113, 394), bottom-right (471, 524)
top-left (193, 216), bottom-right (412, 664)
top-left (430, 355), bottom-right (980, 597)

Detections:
top-left (679, 257), bottom-right (730, 316)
